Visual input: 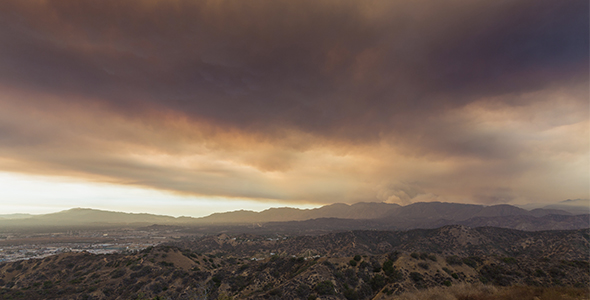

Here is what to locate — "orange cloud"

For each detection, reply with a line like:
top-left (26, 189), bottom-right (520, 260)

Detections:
top-left (0, 0), bottom-right (587, 206)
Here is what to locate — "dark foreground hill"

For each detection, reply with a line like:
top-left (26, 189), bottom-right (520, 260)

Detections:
top-left (1, 226), bottom-right (588, 300)
top-left (175, 226), bottom-right (590, 260)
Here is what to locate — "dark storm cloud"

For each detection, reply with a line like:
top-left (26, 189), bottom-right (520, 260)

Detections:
top-left (0, 0), bottom-right (587, 204)
top-left (1, 0), bottom-right (586, 134)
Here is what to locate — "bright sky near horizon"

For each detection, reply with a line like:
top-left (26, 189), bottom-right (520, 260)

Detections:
top-left (0, 172), bottom-right (321, 216)
top-left (0, 0), bottom-right (587, 215)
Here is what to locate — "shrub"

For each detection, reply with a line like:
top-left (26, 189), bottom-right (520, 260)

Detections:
top-left (110, 268), bottom-right (126, 279)
top-left (446, 256), bottom-right (463, 266)
top-left (349, 260), bottom-right (357, 267)
top-left (534, 269), bottom-right (547, 277)
top-left (373, 265), bottom-right (382, 273)
top-left (353, 255), bottom-right (362, 262)
top-left (69, 277), bottom-right (84, 284)
top-left (443, 280), bottom-right (452, 287)
top-left (462, 258), bottom-right (478, 268)
top-left (468, 256), bottom-right (484, 264)
top-left (130, 266), bottom-right (153, 279)
top-left (388, 251), bottom-right (401, 262)
top-left (296, 284), bottom-right (311, 297)
top-left (268, 288), bottom-right (282, 296)
top-left (344, 268), bottom-right (358, 286)
top-left (410, 272), bottom-right (423, 282)
top-left (383, 260), bottom-right (394, 275)
top-left (229, 275), bottom-right (249, 292)
top-left (343, 288), bottom-right (359, 300)
top-left (501, 257), bottom-right (516, 264)
top-left (43, 281), bottom-right (53, 289)
top-left (149, 282), bottom-right (163, 294)
top-left (238, 264), bottom-right (249, 272)
top-left (549, 267), bottom-right (565, 278)
top-left (130, 265), bottom-right (142, 271)
top-left (158, 261), bottom-right (174, 267)
top-left (370, 274), bottom-right (386, 292)
top-left (211, 276), bottom-right (222, 287)
top-left (314, 281), bottom-right (335, 295)
top-left (216, 293), bottom-right (233, 300)
top-left (383, 260), bottom-right (404, 281)
top-left (479, 265), bottom-right (511, 286)
top-left (323, 261), bottom-right (335, 269)
top-left (418, 262), bottom-right (429, 270)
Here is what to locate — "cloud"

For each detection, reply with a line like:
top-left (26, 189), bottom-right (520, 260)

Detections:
top-left (375, 182), bottom-right (427, 206)
top-left (0, 0), bottom-right (587, 205)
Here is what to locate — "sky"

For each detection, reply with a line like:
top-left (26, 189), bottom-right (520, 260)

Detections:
top-left (0, 0), bottom-right (588, 217)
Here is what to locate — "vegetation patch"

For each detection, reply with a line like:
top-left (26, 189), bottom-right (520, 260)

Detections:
top-left (314, 280), bottom-right (335, 295)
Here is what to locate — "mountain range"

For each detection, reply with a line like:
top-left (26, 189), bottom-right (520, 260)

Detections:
top-left (1, 201), bottom-right (587, 233)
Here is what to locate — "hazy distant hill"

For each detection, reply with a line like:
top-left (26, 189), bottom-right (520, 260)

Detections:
top-left (0, 202), bottom-right (402, 230)
top-left (0, 213), bottom-right (32, 220)
top-left (381, 202), bottom-right (532, 223)
top-left (517, 199), bottom-right (590, 215)
top-left (0, 208), bottom-right (180, 230)
top-left (196, 201), bottom-right (578, 226)
top-left (0, 202), bottom-right (585, 232)
top-left (528, 208), bottom-right (572, 217)
top-left (194, 202), bottom-right (400, 224)
top-left (233, 213), bottom-right (588, 235)
top-left (543, 199), bottom-right (590, 215)
top-left (36, 208), bottom-right (178, 224)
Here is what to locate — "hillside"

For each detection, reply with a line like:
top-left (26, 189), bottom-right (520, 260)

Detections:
top-left (175, 226), bottom-right (590, 260)
top-left (0, 226), bottom-right (588, 300)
